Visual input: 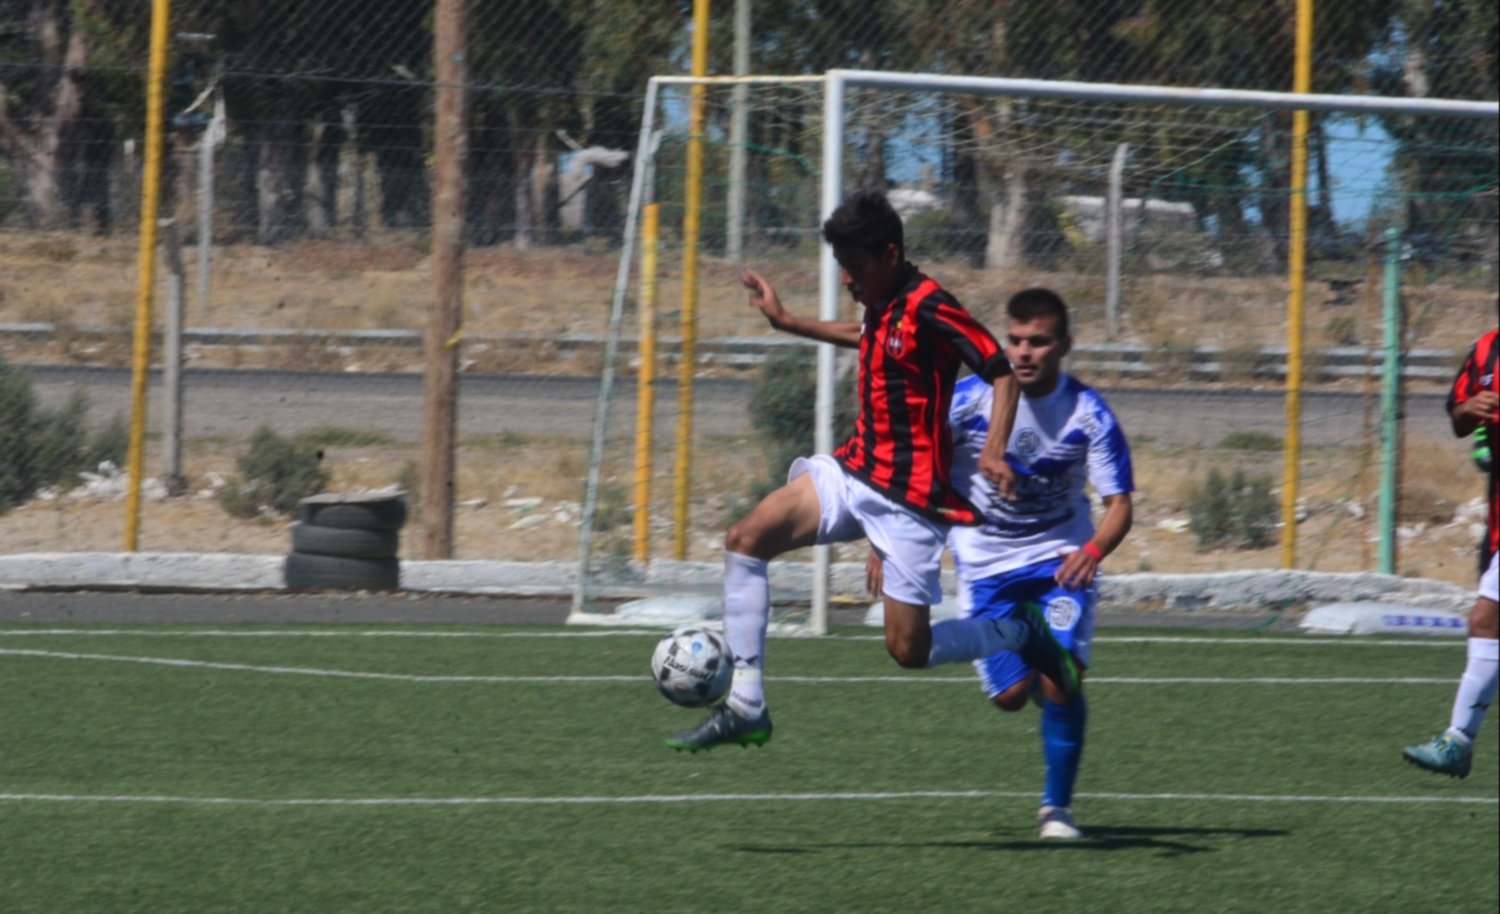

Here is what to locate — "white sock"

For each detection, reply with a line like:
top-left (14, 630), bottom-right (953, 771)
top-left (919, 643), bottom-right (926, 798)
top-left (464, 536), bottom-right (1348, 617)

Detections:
top-left (722, 552), bottom-right (769, 718)
top-left (927, 616), bottom-right (1027, 667)
top-left (1446, 636), bottom-right (1499, 746)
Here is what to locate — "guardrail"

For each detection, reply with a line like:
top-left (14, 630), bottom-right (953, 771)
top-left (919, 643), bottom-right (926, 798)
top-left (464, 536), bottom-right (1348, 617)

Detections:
top-left (0, 322), bottom-right (1459, 381)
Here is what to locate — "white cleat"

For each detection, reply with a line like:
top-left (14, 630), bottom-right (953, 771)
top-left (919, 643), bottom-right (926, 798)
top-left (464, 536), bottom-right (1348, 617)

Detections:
top-left (1038, 805), bottom-right (1082, 840)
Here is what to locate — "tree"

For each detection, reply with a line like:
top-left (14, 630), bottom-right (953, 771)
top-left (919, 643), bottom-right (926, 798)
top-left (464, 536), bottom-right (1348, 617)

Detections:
top-left (891, 0), bottom-right (1403, 272)
top-left (1374, 0), bottom-right (1498, 266)
top-left (0, 0), bottom-right (141, 231)
top-left (212, 0), bottom-right (429, 242)
top-left (463, 0), bottom-right (684, 247)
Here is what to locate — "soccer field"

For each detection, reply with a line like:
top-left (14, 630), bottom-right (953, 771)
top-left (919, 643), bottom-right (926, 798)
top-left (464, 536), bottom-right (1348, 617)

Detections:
top-left (1, 625), bottom-right (1495, 913)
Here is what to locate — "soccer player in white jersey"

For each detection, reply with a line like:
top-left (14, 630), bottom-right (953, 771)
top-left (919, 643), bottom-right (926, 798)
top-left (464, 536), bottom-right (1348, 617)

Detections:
top-left (871, 287), bottom-right (1133, 839)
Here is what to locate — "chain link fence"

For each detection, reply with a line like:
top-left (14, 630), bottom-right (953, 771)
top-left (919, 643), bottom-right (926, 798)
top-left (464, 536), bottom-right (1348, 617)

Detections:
top-left (0, 1), bottom-right (1495, 585)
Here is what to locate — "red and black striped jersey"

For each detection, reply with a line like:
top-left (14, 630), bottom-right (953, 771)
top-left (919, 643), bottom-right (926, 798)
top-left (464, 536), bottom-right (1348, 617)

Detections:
top-left (834, 266), bottom-right (1009, 525)
top-left (1448, 328), bottom-right (1499, 554)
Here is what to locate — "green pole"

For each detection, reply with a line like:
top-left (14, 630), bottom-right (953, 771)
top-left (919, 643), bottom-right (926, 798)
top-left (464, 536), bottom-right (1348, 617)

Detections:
top-left (1377, 227), bottom-right (1401, 574)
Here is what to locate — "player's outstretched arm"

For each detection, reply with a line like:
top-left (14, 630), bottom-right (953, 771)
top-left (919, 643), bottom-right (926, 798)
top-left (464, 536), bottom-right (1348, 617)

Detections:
top-left (1056, 493), bottom-right (1133, 590)
top-left (741, 269), bottom-right (861, 348)
top-left (979, 373), bottom-right (1020, 499)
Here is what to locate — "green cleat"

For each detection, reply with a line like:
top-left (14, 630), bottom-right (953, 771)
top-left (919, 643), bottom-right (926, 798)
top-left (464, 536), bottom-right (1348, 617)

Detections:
top-left (1015, 601), bottom-right (1082, 701)
top-left (1402, 733), bottom-right (1472, 779)
top-left (666, 705), bottom-right (773, 753)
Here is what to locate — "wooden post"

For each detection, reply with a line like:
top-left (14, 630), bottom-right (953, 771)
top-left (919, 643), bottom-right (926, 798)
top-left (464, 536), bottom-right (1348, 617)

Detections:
top-left (423, 0), bottom-right (468, 558)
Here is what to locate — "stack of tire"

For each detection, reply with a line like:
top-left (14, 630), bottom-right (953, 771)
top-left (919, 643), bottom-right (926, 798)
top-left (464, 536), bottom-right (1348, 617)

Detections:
top-left (285, 492), bottom-right (407, 592)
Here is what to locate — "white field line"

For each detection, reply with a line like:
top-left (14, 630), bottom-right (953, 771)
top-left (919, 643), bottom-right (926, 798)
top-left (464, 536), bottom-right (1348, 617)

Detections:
top-left (0, 629), bottom-right (1467, 648)
top-left (0, 629), bottom-right (665, 639)
top-left (0, 788), bottom-right (1492, 808)
top-left (0, 648), bottom-right (1454, 685)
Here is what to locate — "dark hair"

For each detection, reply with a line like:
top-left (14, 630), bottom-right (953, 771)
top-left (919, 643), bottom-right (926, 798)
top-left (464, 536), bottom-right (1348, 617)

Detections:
top-left (821, 189), bottom-right (903, 257)
top-left (1006, 288), bottom-right (1070, 339)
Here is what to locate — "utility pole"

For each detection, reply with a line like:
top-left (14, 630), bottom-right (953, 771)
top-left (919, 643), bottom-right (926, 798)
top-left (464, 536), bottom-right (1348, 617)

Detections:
top-left (423, 0), bottom-right (469, 558)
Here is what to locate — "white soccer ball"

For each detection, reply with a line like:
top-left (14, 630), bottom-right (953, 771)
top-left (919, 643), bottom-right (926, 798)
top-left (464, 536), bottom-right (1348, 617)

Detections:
top-left (651, 626), bottom-right (734, 708)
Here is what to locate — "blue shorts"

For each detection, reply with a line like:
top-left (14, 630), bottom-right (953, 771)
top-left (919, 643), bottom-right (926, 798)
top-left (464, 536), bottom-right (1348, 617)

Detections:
top-left (964, 557), bottom-right (1096, 698)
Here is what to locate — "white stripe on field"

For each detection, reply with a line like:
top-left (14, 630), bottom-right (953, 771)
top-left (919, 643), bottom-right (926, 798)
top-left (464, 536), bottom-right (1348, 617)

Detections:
top-left (1095, 636), bottom-right (1463, 647)
top-left (0, 648), bottom-right (1453, 685)
top-left (0, 629), bottom-right (663, 639)
top-left (0, 788), bottom-right (1491, 808)
top-left (0, 629), bottom-right (1465, 648)
top-left (0, 648), bottom-right (641, 682)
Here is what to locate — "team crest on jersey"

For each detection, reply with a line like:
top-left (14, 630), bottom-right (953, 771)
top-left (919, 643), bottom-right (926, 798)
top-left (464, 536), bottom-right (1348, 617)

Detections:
top-left (1015, 429), bottom-right (1042, 458)
top-left (1046, 596), bottom-right (1081, 631)
top-left (886, 319), bottom-right (907, 356)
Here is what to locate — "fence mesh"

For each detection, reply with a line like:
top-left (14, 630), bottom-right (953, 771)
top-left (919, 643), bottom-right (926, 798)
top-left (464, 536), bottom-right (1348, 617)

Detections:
top-left (0, 1), bottom-right (1495, 590)
top-left (574, 77), bottom-right (1496, 606)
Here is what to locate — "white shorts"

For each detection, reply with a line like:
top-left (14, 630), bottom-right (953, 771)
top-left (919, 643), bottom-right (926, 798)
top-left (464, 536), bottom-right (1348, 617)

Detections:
top-left (788, 454), bottom-right (948, 606)
top-left (1481, 552), bottom-right (1498, 603)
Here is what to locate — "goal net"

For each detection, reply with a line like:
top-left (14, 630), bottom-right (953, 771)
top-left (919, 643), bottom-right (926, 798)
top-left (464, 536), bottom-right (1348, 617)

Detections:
top-left (571, 70), bottom-right (1498, 631)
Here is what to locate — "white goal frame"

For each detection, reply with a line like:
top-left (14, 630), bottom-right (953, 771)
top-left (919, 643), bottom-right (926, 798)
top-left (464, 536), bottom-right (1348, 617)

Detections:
top-left (572, 68), bottom-right (1498, 632)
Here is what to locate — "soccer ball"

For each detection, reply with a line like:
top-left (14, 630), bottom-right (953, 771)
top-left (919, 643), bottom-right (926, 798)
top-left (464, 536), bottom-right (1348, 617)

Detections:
top-left (651, 626), bottom-right (734, 708)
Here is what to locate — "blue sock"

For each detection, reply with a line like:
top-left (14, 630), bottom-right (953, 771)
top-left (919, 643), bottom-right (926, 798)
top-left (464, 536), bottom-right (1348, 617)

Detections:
top-left (1040, 696), bottom-right (1087, 809)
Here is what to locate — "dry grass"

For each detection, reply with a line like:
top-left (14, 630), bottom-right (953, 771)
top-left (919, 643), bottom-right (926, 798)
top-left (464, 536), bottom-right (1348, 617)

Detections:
top-left (2, 231), bottom-right (1494, 376)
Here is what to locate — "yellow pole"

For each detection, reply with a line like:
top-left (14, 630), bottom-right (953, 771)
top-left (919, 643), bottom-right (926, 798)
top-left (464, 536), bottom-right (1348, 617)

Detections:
top-left (634, 204), bottom-right (661, 563)
top-left (1281, 0), bottom-right (1313, 568)
top-left (672, 0), bottom-right (710, 560)
top-left (124, 0), bottom-right (172, 551)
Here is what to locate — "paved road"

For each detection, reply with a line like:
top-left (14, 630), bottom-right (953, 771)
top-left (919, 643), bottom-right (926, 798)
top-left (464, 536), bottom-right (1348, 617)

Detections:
top-left (29, 364), bottom-right (1452, 447)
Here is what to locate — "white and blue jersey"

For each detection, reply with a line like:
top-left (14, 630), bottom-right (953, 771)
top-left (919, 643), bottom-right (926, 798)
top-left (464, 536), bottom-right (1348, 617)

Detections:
top-left (949, 373), bottom-right (1133, 580)
top-left (947, 373), bottom-right (1133, 692)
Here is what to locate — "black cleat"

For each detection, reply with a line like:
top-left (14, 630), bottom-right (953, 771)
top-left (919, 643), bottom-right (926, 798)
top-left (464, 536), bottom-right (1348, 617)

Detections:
top-left (666, 705), bottom-right (773, 753)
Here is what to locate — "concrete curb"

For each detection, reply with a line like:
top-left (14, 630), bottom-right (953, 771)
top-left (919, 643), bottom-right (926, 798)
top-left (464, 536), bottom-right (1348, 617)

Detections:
top-left (0, 553), bottom-right (1474, 614)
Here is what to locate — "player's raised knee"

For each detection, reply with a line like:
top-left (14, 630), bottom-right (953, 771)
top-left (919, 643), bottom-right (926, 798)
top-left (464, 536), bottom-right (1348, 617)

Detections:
top-left (991, 689), bottom-right (1030, 712)
top-left (723, 519), bottom-right (759, 556)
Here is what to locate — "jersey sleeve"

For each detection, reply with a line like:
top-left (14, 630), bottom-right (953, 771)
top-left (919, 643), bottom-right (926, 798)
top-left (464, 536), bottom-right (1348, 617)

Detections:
top-left (1446, 339), bottom-right (1481, 417)
top-left (1447, 330), bottom-right (1497, 425)
top-left (1082, 392), bottom-right (1134, 498)
top-left (947, 376), bottom-right (992, 449)
top-left (917, 293), bottom-right (1011, 381)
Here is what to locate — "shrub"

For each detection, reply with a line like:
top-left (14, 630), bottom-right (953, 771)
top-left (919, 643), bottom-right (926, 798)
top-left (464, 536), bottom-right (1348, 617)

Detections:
top-left (0, 357), bottom-right (120, 511)
top-left (0, 359), bottom-right (39, 509)
top-left (30, 390), bottom-right (89, 484)
top-left (747, 345), bottom-right (856, 502)
top-left (1218, 431), bottom-right (1282, 452)
top-left (904, 208), bottom-right (979, 261)
top-left (1187, 468), bottom-right (1278, 551)
top-left (396, 460), bottom-right (422, 516)
top-left (218, 426), bottom-right (331, 518)
top-left (85, 414), bottom-right (129, 469)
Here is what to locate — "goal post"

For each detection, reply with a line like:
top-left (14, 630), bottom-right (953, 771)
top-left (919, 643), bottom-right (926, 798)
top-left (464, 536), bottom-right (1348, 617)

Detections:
top-left (572, 69), bottom-right (1498, 630)
top-left (570, 74), bottom-right (830, 630)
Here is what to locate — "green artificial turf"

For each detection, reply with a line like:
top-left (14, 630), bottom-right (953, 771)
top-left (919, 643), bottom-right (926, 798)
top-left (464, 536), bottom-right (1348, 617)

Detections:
top-left (1, 624), bottom-right (1494, 913)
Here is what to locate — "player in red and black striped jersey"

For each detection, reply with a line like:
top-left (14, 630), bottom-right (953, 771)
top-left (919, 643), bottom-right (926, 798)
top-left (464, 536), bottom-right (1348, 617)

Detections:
top-left (830, 267), bottom-right (1014, 524)
top-left (1447, 328), bottom-right (1499, 573)
top-left (667, 190), bottom-right (1080, 753)
top-left (1403, 327), bottom-right (1499, 778)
